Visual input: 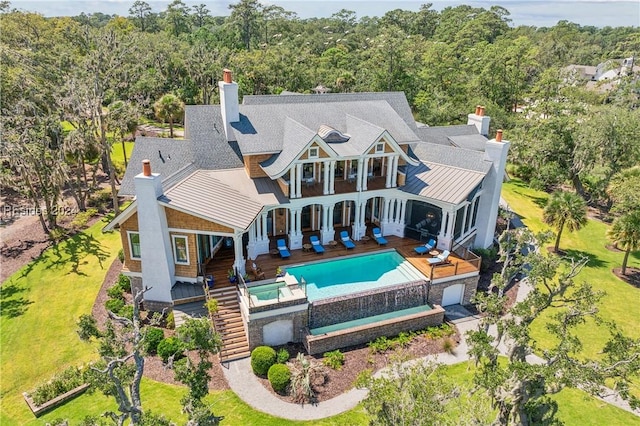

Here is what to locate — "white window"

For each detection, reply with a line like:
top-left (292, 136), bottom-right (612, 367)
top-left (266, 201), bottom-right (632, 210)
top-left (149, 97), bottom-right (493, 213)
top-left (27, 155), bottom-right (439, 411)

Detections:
top-left (172, 235), bottom-right (189, 265)
top-left (308, 147), bottom-right (319, 158)
top-left (128, 231), bottom-right (141, 259)
top-left (375, 142), bottom-right (384, 153)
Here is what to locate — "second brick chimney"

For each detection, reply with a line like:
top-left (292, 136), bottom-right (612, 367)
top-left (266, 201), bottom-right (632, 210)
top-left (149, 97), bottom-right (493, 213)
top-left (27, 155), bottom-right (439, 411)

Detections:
top-left (467, 105), bottom-right (490, 137)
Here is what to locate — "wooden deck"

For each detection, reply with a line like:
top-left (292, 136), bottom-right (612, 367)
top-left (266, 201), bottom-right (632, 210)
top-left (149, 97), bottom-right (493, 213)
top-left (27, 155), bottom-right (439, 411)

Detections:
top-left (204, 232), bottom-right (479, 289)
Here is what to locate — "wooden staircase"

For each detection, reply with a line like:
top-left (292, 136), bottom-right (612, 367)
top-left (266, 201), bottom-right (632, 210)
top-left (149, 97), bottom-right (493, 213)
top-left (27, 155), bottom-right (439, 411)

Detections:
top-left (207, 286), bottom-right (250, 363)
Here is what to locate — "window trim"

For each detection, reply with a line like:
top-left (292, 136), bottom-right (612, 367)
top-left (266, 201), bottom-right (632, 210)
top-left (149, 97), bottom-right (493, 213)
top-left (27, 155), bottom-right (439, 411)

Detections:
top-left (127, 231), bottom-right (141, 260)
top-left (375, 142), bottom-right (385, 153)
top-left (172, 234), bottom-right (190, 265)
top-left (308, 147), bottom-right (319, 158)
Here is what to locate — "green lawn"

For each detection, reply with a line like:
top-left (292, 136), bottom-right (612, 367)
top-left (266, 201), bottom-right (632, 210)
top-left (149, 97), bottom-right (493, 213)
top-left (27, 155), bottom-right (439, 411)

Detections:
top-left (502, 179), bottom-right (640, 358)
top-left (111, 140), bottom-right (134, 167)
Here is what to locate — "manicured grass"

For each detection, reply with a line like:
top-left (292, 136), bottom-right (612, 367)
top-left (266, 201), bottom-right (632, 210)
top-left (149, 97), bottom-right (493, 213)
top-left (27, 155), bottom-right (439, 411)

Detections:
top-left (0, 219), bottom-right (121, 424)
top-left (502, 180), bottom-right (640, 357)
top-left (111, 140), bottom-right (134, 167)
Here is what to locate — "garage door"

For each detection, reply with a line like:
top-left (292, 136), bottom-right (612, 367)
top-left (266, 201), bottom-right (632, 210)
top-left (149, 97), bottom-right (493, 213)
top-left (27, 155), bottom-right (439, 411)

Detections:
top-left (442, 284), bottom-right (464, 306)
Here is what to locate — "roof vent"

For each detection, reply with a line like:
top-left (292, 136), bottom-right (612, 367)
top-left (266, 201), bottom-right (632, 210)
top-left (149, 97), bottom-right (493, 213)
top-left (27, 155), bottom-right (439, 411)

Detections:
top-left (318, 125), bottom-right (350, 143)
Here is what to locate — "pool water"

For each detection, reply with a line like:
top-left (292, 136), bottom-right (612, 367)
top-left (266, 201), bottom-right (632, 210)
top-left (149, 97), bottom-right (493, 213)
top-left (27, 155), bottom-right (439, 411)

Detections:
top-left (248, 282), bottom-right (292, 301)
top-left (286, 250), bottom-right (426, 302)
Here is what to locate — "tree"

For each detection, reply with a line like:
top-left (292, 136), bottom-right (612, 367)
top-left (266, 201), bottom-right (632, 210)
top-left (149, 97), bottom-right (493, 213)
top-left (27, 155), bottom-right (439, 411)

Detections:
top-left (357, 359), bottom-right (492, 425)
top-left (77, 288), bottom-right (148, 425)
top-left (543, 190), bottom-right (588, 253)
top-left (172, 318), bottom-right (223, 424)
top-left (191, 3), bottom-right (211, 28)
top-left (128, 1), bottom-right (153, 32)
top-left (468, 230), bottom-right (640, 425)
top-left (228, 0), bottom-right (262, 50)
top-left (607, 211), bottom-right (640, 275)
top-left (607, 166), bottom-right (640, 215)
top-left (153, 94), bottom-right (184, 138)
top-left (108, 100), bottom-right (140, 168)
top-left (164, 0), bottom-right (190, 36)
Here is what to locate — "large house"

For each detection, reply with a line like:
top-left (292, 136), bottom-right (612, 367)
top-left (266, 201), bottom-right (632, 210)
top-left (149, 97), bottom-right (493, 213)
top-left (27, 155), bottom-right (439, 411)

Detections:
top-left (106, 70), bottom-right (509, 357)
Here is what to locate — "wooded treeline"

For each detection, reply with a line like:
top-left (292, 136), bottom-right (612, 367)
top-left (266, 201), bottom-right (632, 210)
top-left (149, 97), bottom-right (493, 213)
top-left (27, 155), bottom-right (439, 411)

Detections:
top-left (1, 0), bottom-right (639, 234)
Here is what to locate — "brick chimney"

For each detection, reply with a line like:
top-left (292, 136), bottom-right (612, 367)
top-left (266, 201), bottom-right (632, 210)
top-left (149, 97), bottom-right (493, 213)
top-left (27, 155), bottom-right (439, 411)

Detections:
top-left (467, 105), bottom-right (490, 136)
top-left (219, 68), bottom-right (239, 141)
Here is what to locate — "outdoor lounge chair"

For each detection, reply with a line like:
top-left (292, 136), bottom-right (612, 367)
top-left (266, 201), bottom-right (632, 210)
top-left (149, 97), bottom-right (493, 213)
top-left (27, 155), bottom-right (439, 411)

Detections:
top-left (372, 228), bottom-right (388, 245)
top-left (427, 249), bottom-right (450, 265)
top-left (414, 239), bottom-right (436, 255)
top-left (310, 235), bottom-right (325, 254)
top-left (339, 230), bottom-right (356, 249)
top-left (277, 239), bottom-right (291, 258)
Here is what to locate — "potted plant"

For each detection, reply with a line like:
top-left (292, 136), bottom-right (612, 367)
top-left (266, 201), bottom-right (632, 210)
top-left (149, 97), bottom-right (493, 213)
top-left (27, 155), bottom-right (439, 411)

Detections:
top-left (276, 266), bottom-right (284, 277)
top-left (243, 273), bottom-right (251, 283)
top-left (227, 268), bottom-right (237, 283)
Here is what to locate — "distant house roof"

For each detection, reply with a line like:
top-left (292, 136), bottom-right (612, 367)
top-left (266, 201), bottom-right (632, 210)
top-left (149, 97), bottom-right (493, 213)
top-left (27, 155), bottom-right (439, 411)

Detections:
top-left (160, 168), bottom-right (287, 230)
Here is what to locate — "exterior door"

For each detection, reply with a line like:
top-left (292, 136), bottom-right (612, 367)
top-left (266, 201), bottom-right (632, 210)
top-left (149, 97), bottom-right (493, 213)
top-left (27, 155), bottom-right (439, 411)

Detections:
top-left (441, 284), bottom-right (464, 306)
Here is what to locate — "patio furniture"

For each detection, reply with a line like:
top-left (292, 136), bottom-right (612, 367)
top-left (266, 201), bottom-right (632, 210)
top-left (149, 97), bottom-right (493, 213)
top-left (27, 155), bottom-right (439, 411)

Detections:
top-left (427, 249), bottom-right (450, 265)
top-left (340, 230), bottom-right (356, 249)
top-left (414, 239), bottom-right (436, 255)
top-left (372, 227), bottom-right (387, 245)
top-left (310, 235), bottom-right (325, 254)
top-left (276, 239), bottom-right (291, 258)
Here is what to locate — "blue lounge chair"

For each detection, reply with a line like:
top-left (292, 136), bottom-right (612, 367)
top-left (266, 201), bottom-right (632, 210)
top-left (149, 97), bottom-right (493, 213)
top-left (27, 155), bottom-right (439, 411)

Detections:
top-left (427, 249), bottom-right (450, 265)
top-left (414, 239), bottom-right (436, 255)
top-left (339, 230), bottom-right (355, 249)
top-left (372, 228), bottom-right (388, 245)
top-left (310, 235), bottom-right (325, 254)
top-left (277, 239), bottom-right (291, 258)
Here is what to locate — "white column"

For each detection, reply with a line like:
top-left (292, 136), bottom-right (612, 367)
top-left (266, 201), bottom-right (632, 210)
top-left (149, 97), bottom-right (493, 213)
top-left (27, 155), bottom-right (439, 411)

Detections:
top-left (439, 211), bottom-right (447, 237)
top-left (385, 156), bottom-right (392, 188)
top-left (391, 155), bottom-right (399, 187)
top-left (362, 158), bottom-right (369, 191)
top-left (323, 161), bottom-right (330, 194)
top-left (261, 213), bottom-right (268, 241)
top-left (329, 161), bottom-right (336, 194)
top-left (296, 209), bottom-right (302, 235)
top-left (399, 199), bottom-right (407, 225)
top-left (461, 204), bottom-right (469, 235)
top-left (289, 166), bottom-right (296, 198)
top-left (296, 163), bottom-right (303, 198)
top-left (356, 158), bottom-right (364, 191)
top-left (289, 209), bottom-right (296, 235)
top-left (233, 232), bottom-right (245, 276)
top-left (382, 198), bottom-right (390, 223)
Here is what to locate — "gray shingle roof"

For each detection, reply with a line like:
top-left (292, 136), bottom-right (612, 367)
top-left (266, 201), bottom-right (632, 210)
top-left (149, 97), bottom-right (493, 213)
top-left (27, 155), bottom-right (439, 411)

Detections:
top-left (448, 134), bottom-right (488, 152)
top-left (242, 92), bottom-right (417, 130)
top-left (415, 125), bottom-right (479, 146)
top-left (230, 100), bottom-right (420, 155)
top-left (119, 105), bottom-right (244, 196)
top-left (260, 117), bottom-right (318, 177)
top-left (410, 142), bottom-right (491, 174)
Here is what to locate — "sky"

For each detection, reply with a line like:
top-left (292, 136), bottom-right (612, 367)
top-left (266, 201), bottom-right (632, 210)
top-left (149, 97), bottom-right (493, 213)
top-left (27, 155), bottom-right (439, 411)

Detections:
top-left (8, 0), bottom-right (640, 28)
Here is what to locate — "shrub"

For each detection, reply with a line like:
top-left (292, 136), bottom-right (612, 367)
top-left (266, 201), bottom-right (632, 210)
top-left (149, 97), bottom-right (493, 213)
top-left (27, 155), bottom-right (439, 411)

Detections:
top-left (119, 304), bottom-right (134, 320)
top-left (115, 274), bottom-right (131, 293)
top-left (474, 246), bottom-right (498, 273)
top-left (157, 336), bottom-right (184, 363)
top-left (251, 346), bottom-right (276, 376)
top-left (166, 311), bottom-right (175, 329)
top-left (88, 187), bottom-right (113, 212)
top-left (77, 314), bottom-right (101, 340)
top-left (117, 248), bottom-right (125, 263)
top-left (70, 208), bottom-right (98, 230)
top-left (442, 337), bottom-right (456, 354)
top-left (276, 347), bottom-right (290, 364)
top-left (268, 363), bottom-right (291, 393)
top-left (106, 285), bottom-right (125, 300)
top-left (322, 350), bottom-right (345, 370)
top-left (143, 327), bottom-right (164, 354)
top-left (369, 336), bottom-right (395, 354)
top-left (31, 366), bottom-right (86, 406)
top-left (205, 298), bottom-right (218, 314)
top-left (288, 353), bottom-right (325, 403)
top-left (105, 298), bottom-right (124, 314)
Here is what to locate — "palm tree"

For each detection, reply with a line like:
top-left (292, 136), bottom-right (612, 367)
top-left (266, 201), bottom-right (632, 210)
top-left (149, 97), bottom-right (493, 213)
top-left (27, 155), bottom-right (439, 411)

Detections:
top-left (543, 190), bottom-right (588, 252)
top-left (607, 211), bottom-right (640, 275)
top-left (153, 93), bottom-right (184, 138)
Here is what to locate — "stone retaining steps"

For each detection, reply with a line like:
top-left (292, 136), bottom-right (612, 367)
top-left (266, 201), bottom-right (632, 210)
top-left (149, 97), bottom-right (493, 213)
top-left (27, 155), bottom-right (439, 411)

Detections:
top-left (208, 287), bottom-right (250, 363)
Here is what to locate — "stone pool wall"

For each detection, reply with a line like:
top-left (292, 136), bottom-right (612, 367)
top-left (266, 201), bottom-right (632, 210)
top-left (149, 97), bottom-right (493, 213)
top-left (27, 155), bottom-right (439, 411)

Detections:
top-left (304, 304), bottom-right (445, 355)
top-left (308, 280), bottom-right (429, 329)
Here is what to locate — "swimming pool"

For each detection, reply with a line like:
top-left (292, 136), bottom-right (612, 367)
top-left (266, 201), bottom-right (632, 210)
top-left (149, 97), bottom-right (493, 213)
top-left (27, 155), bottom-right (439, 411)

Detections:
top-left (286, 250), bottom-right (427, 302)
top-left (248, 282), bottom-right (292, 301)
